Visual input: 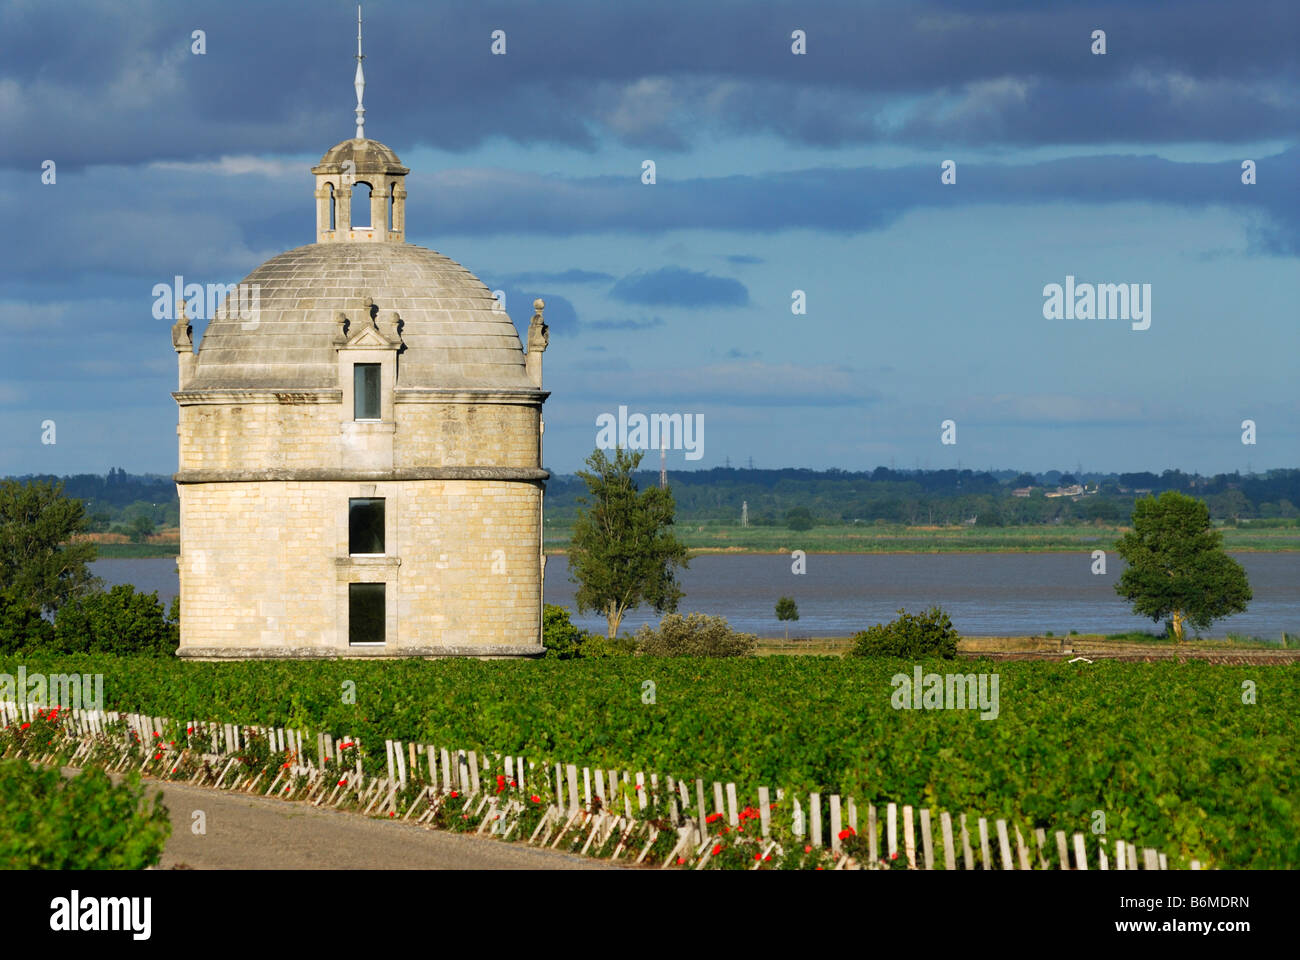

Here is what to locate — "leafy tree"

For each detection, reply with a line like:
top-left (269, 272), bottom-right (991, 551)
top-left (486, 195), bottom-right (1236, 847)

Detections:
top-left (775, 595), bottom-right (799, 640)
top-left (785, 507), bottom-right (813, 531)
top-left (0, 592), bottom-right (55, 655)
top-left (52, 585), bottom-right (178, 656)
top-left (568, 448), bottom-right (689, 638)
top-left (0, 479), bottom-right (100, 616)
top-left (127, 514), bottom-right (155, 543)
top-left (849, 607), bottom-right (959, 659)
top-left (1113, 492), bottom-right (1252, 641)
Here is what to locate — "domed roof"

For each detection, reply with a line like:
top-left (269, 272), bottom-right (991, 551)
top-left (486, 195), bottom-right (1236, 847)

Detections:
top-left (190, 242), bottom-right (534, 391)
top-left (312, 137), bottom-right (409, 176)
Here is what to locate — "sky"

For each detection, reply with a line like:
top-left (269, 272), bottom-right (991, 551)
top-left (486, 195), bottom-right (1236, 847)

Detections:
top-left (1, 0), bottom-right (1296, 477)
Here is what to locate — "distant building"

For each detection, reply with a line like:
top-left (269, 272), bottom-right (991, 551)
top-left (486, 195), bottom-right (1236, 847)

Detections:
top-left (1012, 486), bottom-right (1034, 498)
top-left (1046, 484), bottom-right (1085, 499)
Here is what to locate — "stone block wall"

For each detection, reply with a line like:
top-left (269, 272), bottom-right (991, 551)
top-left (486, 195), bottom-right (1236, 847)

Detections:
top-left (176, 478), bottom-right (543, 657)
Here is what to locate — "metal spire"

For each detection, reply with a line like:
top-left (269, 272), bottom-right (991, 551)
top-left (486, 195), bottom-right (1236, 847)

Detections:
top-left (354, 5), bottom-right (366, 139)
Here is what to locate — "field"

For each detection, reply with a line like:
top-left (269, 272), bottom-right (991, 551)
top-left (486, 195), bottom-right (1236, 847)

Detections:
top-left (87, 521), bottom-right (1299, 558)
top-left (7, 654), bottom-right (1295, 868)
top-left (544, 522), bottom-right (1300, 554)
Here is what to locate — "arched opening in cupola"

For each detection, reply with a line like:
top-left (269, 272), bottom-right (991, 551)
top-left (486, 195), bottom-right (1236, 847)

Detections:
top-left (353, 181), bottom-right (372, 228)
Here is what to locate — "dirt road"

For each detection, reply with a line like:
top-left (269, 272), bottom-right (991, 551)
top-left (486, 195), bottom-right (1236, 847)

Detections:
top-left (64, 769), bottom-right (613, 870)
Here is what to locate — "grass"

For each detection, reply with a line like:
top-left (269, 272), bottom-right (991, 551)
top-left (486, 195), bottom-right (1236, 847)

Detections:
top-left (754, 632), bottom-right (1292, 656)
top-left (544, 521), bottom-right (1300, 554)
top-left (92, 542), bottom-right (180, 558)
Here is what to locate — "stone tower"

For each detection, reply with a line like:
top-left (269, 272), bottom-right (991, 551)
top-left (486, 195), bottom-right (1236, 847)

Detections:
top-left (171, 14), bottom-right (549, 658)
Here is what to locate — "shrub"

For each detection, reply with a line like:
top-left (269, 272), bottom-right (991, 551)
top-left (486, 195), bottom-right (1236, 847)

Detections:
top-left (0, 761), bottom-right (171, 869)
top-left (635, 612), bottom-right (757, 657)
top-left (0, 589), bottom-right (55, 655)
top-left (785, 508), bottom-right (814, 532)
top-left (848, 607), bottom-right (959, 659)
top-left (542, 604), bottom-right (587, 659)
top-left (52, 585), bottom-right (178, 656)
top-left (576, 634), bottom-right (637, 658)
top-left (543, 604), bottom-right (633, 658)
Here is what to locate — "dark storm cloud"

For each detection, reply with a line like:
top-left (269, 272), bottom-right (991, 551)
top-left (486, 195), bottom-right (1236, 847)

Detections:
top-left (610, 267), bottom-right (750, 308)
top-left (2, 147), bottom-right (1296, 290)
top-left (2, 0), bottom-right (1295, 169)
top-left (484, 286), bottom-right (581, 339)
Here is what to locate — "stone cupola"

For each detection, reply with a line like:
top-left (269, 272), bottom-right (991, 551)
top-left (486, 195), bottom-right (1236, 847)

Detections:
top-left (312, 138), bottom-right (410, 243)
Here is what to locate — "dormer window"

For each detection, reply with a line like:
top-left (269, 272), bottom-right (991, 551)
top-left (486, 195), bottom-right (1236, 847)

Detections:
top-left (354, 363), bottom-right (381, 420)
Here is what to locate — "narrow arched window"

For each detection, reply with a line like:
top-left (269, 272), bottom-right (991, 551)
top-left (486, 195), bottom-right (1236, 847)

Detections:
top-left (328, 183), bottom-right (336, 230)
top-left (388, 185), bottom-right (395, 232)
top-left (353, 181), bottom-right (372, 228)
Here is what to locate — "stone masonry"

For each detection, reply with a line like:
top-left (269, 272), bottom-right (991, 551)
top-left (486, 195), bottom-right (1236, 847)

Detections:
top-left (172, 136), bottom-right (549, 659)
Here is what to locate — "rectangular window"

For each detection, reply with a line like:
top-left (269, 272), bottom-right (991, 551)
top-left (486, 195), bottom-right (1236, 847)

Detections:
top-left (354, 363), bottom-right (381, 420)
top-left (348, 498), bottom-right (385, 555)
top-left (348, 583), bottom-right (386, 645)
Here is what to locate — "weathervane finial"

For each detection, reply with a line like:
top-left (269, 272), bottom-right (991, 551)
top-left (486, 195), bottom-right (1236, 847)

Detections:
top-left (354, 5), bottom-right (366, 139)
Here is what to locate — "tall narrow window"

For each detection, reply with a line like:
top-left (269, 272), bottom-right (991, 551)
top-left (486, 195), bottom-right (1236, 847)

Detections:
top-left (349, 583), bottom-right (385, 645)
top-left (329, 183), bottom-right (336, 230)
top-left (353, 181), bottom-right (372, 228)
top-left (354, 363), bottom-right (381, 420)
top-left (348, 498), bottom-right (385, 555)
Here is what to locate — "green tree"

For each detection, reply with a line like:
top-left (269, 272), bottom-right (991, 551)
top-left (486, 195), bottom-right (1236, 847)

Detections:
top-left (785, 507), bottom-right (813, 531)
top-left (569, 448), bottom-right (690, 638)
top-left (53, 585), bottom-right (178, 656)
top-left (127, 514), bottom-right (155, 543)
top-left (0, 479), bottom-right (99, 616)
top-left (1113, 492), bottom-right (1252, 642)
top-left (775, 595), bottom-right (799, 640)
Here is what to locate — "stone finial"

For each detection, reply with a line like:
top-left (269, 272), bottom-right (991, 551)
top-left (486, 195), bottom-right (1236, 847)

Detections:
top-left (171, 298), bottom-right (193, 351)
top-left (527, 299), bottom-right (549, 352)
top-left (381, 310), bottom-right (403, 343)
top-left (334, 310), bottom-right (350, 342)
top-left (172, 298), bottom-right (196, 390)
top-left (363, 297), bottom-right (378, 324)
top-left (525, 298), bottom-right (548, 388)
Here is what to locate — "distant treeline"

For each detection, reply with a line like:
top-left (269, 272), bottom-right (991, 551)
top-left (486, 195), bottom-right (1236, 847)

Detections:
top-left (5, 468), bottom-right (177, 535)
top-left (6, 466), bottom-right (1299, 531)
top-left (545, 466), bottom-right (1300, 527)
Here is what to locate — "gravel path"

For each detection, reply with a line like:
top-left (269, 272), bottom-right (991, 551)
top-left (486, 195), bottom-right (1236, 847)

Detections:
top-left (62, 768), bottom-right (614, 870)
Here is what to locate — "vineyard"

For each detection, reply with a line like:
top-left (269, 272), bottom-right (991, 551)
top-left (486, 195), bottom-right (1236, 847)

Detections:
top-left (2, 655), bottom-right (1295, 868)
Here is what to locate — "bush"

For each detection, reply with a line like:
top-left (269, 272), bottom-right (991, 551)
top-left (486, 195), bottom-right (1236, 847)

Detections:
top-left (577, 634), bottom-right (637, 658)
top-left (0, 761), bottom-right (171, 869)
top-left (542, 604), bottom-right (633, 658)
top-left (0, 589), bottom-right (55, 655)
top-left (848, 607), bottom-right (959, 659)
top-left (52, 585), bottom-right (178, 656)
top-left (634, 612), bottom-right (757, 657)
top-left (542, 604), bottom-right (593, 659)
top-left (785, 508), bottom-right (814, 532)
